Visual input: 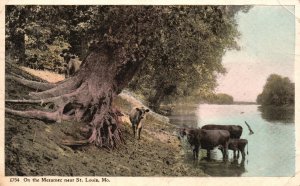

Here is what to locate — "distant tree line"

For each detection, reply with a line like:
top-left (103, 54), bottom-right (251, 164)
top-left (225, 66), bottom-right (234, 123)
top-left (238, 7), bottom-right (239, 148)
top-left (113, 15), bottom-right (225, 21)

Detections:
top-left (256, 74), bottom-right (294, 106)
top-left (201, 93), bottom-right (234, 104)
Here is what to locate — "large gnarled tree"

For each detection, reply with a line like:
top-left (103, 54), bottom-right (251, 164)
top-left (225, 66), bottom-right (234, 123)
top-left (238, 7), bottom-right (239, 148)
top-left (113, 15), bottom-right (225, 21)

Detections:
top-left (6, 6), bottom-right (157, 149)
top-left (5, 5), bottom-right (249, 148)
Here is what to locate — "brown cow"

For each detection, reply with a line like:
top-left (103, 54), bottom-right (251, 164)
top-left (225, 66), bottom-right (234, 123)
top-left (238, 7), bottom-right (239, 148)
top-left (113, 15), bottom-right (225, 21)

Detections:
top-left (219, 138), bottom-right (248, 159)
top-left (179, 128), bottom-right (230, 160)
top-left (60, 52), bottom-right (81, 78)
top-left (201, 124), bottom-right (243, 139)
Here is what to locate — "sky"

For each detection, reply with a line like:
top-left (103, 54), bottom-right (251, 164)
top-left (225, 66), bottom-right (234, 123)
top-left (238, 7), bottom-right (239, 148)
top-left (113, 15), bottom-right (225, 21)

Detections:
top-left (216, 6), bottom-right (295, 102)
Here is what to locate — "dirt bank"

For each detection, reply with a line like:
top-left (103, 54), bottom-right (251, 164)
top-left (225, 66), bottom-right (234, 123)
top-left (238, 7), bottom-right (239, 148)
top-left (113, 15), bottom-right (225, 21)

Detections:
top-left (5, 63), bottom-right (206, 176)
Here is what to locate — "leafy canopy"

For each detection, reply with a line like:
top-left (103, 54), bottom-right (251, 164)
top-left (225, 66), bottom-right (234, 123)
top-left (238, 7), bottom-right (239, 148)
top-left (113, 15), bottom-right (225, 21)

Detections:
top-left (6, 6), bottom-right (250, 109)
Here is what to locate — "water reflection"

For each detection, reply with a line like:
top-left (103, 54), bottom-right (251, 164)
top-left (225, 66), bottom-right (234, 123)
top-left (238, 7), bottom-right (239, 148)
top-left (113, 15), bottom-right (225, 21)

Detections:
top-left (172, 104), bottom-right (295, 176)
top-left (180, 137), bottom-right (247, 177)
top-left (198, 158), bottom-right (246, 177)
top-left (258, 105), bottom-right (294, 123)
top-left (169, 104), bottom-right (198, 127)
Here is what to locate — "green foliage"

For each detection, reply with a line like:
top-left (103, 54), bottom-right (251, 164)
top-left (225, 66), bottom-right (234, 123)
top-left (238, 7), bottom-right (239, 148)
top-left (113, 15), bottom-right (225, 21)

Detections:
top-left (6, 6), bottom-right (71, 71)
top-left (127, 6), bottom-right (249, 110)
top-left (257, 74), bottom-right (294, 106)
top-left (6, 5), bottom-right (249, 108)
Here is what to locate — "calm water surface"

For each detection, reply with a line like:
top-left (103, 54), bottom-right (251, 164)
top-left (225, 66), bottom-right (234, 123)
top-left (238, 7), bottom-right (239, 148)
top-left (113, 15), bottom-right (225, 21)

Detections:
top-left (170, 104), bottom-right (295, 177)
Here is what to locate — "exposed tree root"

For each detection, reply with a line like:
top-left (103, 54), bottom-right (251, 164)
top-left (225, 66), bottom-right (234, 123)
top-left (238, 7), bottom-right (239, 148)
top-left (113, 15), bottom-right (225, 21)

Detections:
top-left (6, 45), bottom-right (141, 149)
top-left (6, 83), bottom-right (88, 109)
top-left (6, 75), bottom-right (55, 91)
top-left (6, 99), bottom-right (44, 104)
top-left (6, 82), bottom-right (124, 149)
top-left (5, 108), bottom-right (74, 123)
top-left (29, 77), bottom-right (83, 99)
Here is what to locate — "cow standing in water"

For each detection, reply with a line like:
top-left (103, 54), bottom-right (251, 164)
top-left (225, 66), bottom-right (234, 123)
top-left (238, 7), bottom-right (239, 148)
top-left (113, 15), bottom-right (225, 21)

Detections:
top-left (129, 107), bottom-right (149, 140)
top-left (219, 138), bottom-right (248, 160)
top-left (60, 52), bottom-right (81, 78)
top-left (201, 124), bottom-right (243, 139)
top-left (179, 128), bottom-right (230, 160)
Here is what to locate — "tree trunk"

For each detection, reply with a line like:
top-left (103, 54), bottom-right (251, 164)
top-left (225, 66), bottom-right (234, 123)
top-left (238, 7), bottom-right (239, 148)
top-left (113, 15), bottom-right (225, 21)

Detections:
top-left (6, 44), bottom-right (142, 149)
top-left (12, 32), bottom-right (26, 65)
top-left (80, 36), bottom-right (89, 60)
top-left (148, 88), bottom-right (164, 112)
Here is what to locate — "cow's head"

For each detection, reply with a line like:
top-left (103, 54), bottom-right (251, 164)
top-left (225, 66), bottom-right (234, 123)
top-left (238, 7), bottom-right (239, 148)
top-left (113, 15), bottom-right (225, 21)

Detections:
top-left (135, 107), bottom-right (149, 121)
top-left (178, 128), bottom-right (194, 141)
top-left (179, 128), bottom-right (204, 145)
top-left (178, 128), bottom-right (198, 149)
top-left (186, 129), bottom-right (197, 144)
top-left (178, 128), bottom-right (187, 139)
top-left (60, 52), bottom-right (76, 64)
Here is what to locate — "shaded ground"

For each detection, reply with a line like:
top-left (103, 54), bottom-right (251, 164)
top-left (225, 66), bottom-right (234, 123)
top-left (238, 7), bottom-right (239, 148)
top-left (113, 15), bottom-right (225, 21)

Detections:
top-left (5, 62), bottom-right (206, 176)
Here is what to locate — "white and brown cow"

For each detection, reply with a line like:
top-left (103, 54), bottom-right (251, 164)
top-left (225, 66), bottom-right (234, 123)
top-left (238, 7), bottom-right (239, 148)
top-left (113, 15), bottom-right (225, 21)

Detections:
top-left (129, 107), bottom-right (150, 140)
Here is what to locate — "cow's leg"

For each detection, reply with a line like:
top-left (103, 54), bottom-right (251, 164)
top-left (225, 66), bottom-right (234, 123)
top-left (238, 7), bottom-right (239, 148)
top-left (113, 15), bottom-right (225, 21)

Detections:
top-left (66, 64), bottom-right (69, 78)
top-left (64, 67), bottom-right (68, 78)
top-left (196, 146), bottom-right (200, 161)
top-left (132, 125), bottom-right (136, 138)
top-left (225, 147), bottom-right (229, 159)
top-left (223, 142), bottom-right (229, 160)
top-left (196, 146), bottom-right (200, 160)
top-left (63, 65), bottom-right (67, 78)
top-left (66, 65), bottom-right (69, 78)
top-left (70, 65), bottom-right (75, 76)
top-left (137, 127), bottom-right (142, 140)
top-left (218, 146), bottom-right (224, 157)
top-left (69, 65), bottom-right (73, 76)
top-left (193, 146), bottom-right (200, 161)
top-left (221, 148), bottom-right (226, 159)
top-left (67, 63), bottom-right (71, 77)
top-left (241, 149), bottom-right (246, 160)
top-left (233, 150), bottom-right (237, 159)
top-left (207, 150), bottom-right (211, 160)
top-left (193, 148), bottom-right (196, 160)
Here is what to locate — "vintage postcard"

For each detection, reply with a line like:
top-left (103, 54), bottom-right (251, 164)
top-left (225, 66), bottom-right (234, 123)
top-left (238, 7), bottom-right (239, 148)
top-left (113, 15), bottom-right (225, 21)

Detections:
top-left (1, 0), bottom-right (300, 185)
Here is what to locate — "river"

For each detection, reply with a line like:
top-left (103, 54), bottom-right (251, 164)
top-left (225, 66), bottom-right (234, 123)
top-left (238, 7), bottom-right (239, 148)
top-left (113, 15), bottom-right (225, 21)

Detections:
top-left (169, 104), bottom-right (295, 177)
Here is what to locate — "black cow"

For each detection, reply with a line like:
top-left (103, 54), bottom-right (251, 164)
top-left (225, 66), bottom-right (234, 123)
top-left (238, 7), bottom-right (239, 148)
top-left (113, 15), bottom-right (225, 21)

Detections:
top-left (219, 138), bottom-right (248, 160)
top-left (179, 128), bottom-right (230, 160)
top-left (129, 107), bottom-right (150, 140)
top-left (60, 52), bottom-right (81, 78)
top-left (201, 124), bottom-right (243, 139)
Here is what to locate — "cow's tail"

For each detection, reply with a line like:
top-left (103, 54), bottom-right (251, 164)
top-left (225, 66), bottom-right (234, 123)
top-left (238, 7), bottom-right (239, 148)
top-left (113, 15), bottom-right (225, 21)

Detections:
top-left (247, 142), bottom-right (249, 155)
